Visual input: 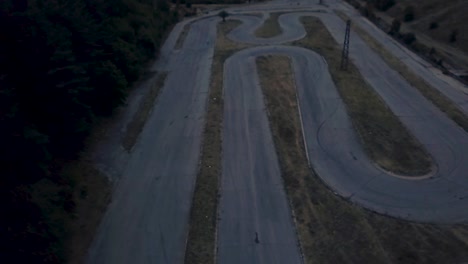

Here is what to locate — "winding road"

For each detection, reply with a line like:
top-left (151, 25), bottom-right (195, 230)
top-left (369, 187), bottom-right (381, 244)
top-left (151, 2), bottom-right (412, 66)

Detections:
top-left (86, 1), bottom-right (468, 263)
top-left (222, 9), bottom-right (468, 224)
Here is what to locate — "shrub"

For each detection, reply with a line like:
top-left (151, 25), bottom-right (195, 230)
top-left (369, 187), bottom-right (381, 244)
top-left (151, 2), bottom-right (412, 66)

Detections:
top-left (404, 6), bottom-right (415, 22)
top-left (219, 10), bottom-right (229, 22)
top-left (378, 0), bottom-right (396, 11)
top-left (390, 19), bottom-right (401, 35)
top-left (89, 61), bottom-right (128, 115)
top-left (450, 29), bottom-right (458, 42)
top-left (402, 32), bottom-right (416, 45)
top-left (429, 21), bottom-right (438, 30)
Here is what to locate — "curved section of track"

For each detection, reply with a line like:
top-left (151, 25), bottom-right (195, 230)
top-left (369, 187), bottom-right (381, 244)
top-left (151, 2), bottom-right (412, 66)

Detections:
top-left (222, 12), bottom-right (468, 224)
top-left (218, 47), bottom-right (304, 264)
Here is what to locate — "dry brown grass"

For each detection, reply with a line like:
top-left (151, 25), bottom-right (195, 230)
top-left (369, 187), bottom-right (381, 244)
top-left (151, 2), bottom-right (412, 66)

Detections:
top-left (294, 17), bottom-right (432, 176)
top-left (254, 12), bottom-right (283, 38)
top-left (184, 20), bottom-right (250, 264)
top-left (257, 54), bottom-right (390, 263)
top-left (257, 51), bottom-right (468, 264)
top-left (122, 72), bottom-right (167, 152)
top-left (336, 11), bottom-right (468, 135)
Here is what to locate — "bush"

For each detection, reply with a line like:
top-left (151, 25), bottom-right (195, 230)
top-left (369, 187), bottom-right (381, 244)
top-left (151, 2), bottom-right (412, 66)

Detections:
top-left (429, 21), bottom-right (438, 30)
top-left (372, 0), bottom-right (396, 11)
top-left (219, 10), bottom-right (229, 22)
top-left (389, 19), bottom-right (401, 35)
top-left (404, 6), bottom-right (415, 22)
top-left (157, 0), bottom-right (170, 12)
top-left (402, 32), bottom-right (416, 45)
top-left (88, 61), bottom-right (128, 115)
top-left (450, 29), bottom-right (458, 42)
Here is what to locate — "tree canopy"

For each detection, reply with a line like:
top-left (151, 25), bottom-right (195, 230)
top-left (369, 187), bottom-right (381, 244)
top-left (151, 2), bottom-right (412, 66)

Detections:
top-left (0, 0), bottom-right (178, 262)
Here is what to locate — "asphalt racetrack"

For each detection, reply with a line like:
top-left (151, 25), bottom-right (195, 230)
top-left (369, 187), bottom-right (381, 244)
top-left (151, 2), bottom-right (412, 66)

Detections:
top-left (86, 1), bottom-right (468, 263)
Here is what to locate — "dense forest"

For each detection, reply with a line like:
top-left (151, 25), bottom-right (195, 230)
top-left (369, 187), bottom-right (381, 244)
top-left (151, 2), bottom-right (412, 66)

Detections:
top-left (0, 0), bottom-right (178, 262)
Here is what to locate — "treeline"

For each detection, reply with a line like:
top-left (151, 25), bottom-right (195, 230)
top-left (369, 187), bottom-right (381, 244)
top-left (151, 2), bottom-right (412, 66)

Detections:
top-left (0, 0), bottom-right (178, 262)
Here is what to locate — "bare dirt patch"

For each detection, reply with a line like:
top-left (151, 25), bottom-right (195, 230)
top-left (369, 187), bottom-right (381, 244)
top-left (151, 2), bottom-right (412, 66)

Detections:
top-left (257, 50), bottom-right (468, 264)
top-left (184, 20), bottom-right (250, 264)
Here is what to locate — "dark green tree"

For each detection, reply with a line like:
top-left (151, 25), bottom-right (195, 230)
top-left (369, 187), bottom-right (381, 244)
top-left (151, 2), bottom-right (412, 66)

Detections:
top-left (390, 19), bottom-right (401, 35)
top-left (404, 6), bottom-right (415, 22)
top-left (219, 10), bottom-right (229, 22)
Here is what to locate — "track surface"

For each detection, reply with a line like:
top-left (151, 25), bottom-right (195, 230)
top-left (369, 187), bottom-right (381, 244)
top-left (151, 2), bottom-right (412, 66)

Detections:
top-left (225, 10), bottom-right (468, 223)
top-left (86, 18), bottom-right (217, 264)
top-left (87, 1), bottom-right (468, 263)
top-left (218, 47), bottom-right (302, 264)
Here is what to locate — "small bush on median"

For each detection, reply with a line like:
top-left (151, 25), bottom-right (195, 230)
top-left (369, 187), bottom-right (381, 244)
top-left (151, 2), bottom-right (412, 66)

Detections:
top-left (404, 6), bottom-right (415, 22)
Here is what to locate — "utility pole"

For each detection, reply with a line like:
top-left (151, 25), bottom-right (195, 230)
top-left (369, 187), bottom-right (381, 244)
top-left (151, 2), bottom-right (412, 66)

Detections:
top-left (341, 20), bottom-right (351, 70)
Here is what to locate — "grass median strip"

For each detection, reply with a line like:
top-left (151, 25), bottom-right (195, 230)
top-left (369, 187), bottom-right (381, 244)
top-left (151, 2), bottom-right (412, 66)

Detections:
top-left (257, 53), bottom-right (389, 263)
top-left (337, 11), bottom-right (468, 133)
top-left (294, 17), bottom-right (432, 176)
top-left (184, 20), bottom-right (249, 264)
top-left (254, 12), bottom-right (283, 38)
top-left (257, 51), bottom-right (468, 264)
top-left (122, 72), bottom-right (167, 152)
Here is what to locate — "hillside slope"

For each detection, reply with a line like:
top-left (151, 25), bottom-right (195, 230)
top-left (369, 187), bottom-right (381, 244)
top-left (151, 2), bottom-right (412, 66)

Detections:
top-left (387, 0), bottom-right (467, 54)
